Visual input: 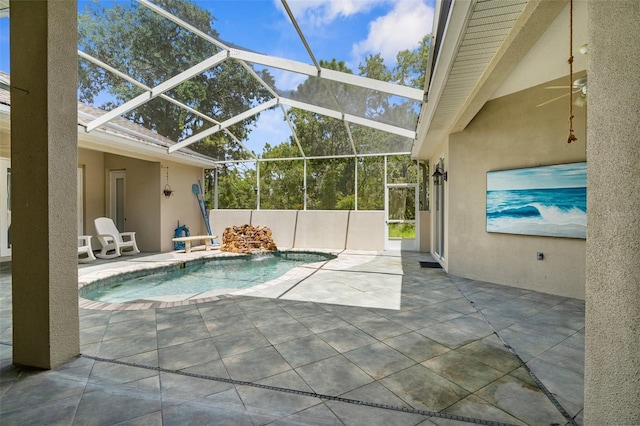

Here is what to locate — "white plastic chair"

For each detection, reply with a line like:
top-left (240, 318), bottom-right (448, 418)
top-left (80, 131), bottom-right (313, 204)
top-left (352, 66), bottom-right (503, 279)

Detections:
top-left (77, 235), bottom-right (96, 263)
top-left (94, 217), bottom-right (140, 259)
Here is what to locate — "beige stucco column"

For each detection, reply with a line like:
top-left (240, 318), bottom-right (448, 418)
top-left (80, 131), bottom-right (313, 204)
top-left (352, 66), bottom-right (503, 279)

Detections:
top-left (10, 0), bottom-right (79, 369)
top-left (585, 0), bottom-right (640, 423)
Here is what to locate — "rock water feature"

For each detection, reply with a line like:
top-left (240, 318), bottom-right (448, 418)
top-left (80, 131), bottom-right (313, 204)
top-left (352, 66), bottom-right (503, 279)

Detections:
top-left (220, 224), bottom-right (278, 254)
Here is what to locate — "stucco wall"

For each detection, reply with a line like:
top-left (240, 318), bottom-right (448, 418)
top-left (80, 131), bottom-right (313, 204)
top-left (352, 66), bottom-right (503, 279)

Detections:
top-left (446, 76), bottom-right (587, 299)
top-left (251, 210), bottom-right (298, 249)
top-left (78, 149), bottom-right (104, 248)
top-left (209, 209), bottom-right (387, 251)
top-left (210, 209), bottom-right (253, 241)
top-left (584, 1), bottom-right (640, 422)
top-left (159, 162), bottom-right (205, 252)
top-left (104, 154), bottom-right (161, 252)
top-left (346, 211), bottom-right (384, 250)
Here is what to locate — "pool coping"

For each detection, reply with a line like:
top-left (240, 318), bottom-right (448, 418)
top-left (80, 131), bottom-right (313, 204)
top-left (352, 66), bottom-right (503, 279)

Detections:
top-left (77, 249), bottom-right (339, 311)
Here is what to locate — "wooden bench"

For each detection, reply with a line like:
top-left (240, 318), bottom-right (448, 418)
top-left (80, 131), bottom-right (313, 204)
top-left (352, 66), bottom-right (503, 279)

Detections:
top-left (172, 235), bottom-right (219, 253)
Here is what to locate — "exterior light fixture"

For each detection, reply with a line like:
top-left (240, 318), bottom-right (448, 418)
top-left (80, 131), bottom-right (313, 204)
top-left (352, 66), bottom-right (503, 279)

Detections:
top-left (432, 168), bottom-right (447, 183)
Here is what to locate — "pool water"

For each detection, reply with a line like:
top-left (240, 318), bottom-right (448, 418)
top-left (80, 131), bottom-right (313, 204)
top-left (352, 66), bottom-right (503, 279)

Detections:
top-left (81, 252), bottom-right (335, 304)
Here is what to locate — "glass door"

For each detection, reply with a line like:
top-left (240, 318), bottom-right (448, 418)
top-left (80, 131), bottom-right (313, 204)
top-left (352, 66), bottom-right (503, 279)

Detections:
top-left (385, 184), bottom-right (418, 251)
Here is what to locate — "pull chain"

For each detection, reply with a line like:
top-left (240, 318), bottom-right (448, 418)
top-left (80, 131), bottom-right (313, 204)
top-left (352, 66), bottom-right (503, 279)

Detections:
top-left (567, 0), bottom-right (577, 143)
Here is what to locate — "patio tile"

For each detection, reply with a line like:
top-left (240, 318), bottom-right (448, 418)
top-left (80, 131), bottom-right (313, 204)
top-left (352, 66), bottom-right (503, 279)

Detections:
top-left (295, 355), bottom-right (373, 396)
top-left (384, 332), bottom-right (451, 363)
top-left (455, 335), bottom-right (521, 374)
top-left (316, 325), bottom-right (378, 353)
top-left (414, 305), bottom-right (464, 322)
top-left (203, 312), bottom-right (257, 337)
top-left (326, 398), bottom-right (429, 426)
top-left (275, 402), bottom-right (342, 425)
top-left (339, 381), bottom-right (413, 408)
top-left (161, 395), bottom-right (253, 426)
top-left (297, 312), bottom-right (351, 334)
top-left (89, 359), bottom-right (158, 386)
top-left (159, 371), bottom-right (231, 401)
top-left (280, 301), bottom-right (330, 319)
top-left (534, 342), bottom-right (585, 375)
top-left (78, 310), bottom-right (112, 328)
top-left (155, 305), bottom-right (204, 330)
top-left (73, 384), bottom-right (162, 425)
top-left (158, 337), bottom-right (220, 370)
top-left (474, 375), bottom-right (566, 425)
top-left (157, 321), bottom-right (211, 348)
top-left (234, 296), bottom-right (279, 314)
top-left (245, 306), bottom-right (297, 327)
top-left (0, 393), bottom-right (81, 426)
top-left (1, 250), bottom-right (587, 425)
top-left (237, 370), bottom-right (320, 423)
top-left (197, 302), bottom-right (243, 320)
top-left (80, 323), bottom-right (107, 345)
top-left (258, 320), bottom-right (313, 345)
top-left (102, 318), bottom-right (157, 341)
top-left (344, 342), bottom-right (416, 380)
top-left (0, 374), bottom-right (87, 413)
top-left (416, 322), bottom-right (483, 349)
top-left (355, 316), bottom-right (411, 340)
top-left (380, 364), bottom-right (469, 412)
top-left (498, 326), bottom-right (569, 362)
top-left (119, 349), bottom-right (160, 367)
top-left (223, 346), bottom-right (292, 383)
top-left (97, 331), bottom-right (158, 359)
top-left (385, 310), bottom-right (441, 331)
top-left (421, 350), bottom-right (505, 393)
top-left (527, 357), bottom-right (584, 407)
top-left (212, 327), bottom-right (271, 358)
top-left (440, 394), bottom-right (526, 426)
top-left (275, 334), bottom-right (339, 368)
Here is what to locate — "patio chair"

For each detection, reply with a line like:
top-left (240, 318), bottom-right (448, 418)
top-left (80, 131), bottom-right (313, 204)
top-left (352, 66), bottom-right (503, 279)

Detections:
top-left (94, 217), bottom-right (140, 259)
top-left (77, 235), bottom-right (96, 263)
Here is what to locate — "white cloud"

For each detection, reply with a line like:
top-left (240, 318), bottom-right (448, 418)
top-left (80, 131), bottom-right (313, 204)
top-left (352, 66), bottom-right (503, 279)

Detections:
top-left (352, 0), bottom-right (434, 65)
top-left (245, 108), bottom-right (292, 154)
top-left (274, 0), bottom-right (386, 26)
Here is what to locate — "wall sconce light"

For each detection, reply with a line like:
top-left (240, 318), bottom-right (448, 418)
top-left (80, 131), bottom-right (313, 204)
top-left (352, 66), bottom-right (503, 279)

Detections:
top-left (432, 168), bottom-right (448, 183)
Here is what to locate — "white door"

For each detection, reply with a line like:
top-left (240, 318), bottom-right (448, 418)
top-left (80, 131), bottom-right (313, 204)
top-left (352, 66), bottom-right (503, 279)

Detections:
top-left (109, 170), bottom-right (126, 232)
top-left (0, 158), bottom-right (10, 257)
top-left (385, 184), bottom-right (419, 251)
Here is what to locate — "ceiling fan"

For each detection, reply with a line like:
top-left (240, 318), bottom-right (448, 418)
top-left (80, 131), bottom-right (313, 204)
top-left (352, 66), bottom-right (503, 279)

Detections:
top-left (537, 44), bottom-right (588, 108)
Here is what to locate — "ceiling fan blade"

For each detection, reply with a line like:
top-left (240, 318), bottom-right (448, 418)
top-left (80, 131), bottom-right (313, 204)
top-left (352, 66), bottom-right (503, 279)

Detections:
top-left (536, 89), bottom-right (580, 107)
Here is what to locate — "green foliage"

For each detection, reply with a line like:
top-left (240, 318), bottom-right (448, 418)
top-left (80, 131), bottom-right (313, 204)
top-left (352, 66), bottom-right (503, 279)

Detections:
top-left (78, 0), bottom-right (274, 154)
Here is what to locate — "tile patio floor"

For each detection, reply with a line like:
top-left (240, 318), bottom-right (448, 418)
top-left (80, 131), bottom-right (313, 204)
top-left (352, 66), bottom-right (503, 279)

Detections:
top-left (0, 250), bottom-right (585, 425)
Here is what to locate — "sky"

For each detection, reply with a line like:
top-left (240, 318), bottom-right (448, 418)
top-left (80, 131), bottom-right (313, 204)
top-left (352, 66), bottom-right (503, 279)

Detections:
top-left (0, 0), bottom-right (435, 154)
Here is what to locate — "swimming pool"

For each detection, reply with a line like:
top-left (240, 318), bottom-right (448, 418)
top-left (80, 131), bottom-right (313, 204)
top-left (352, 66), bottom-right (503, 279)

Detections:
top-left (80, 251), bottom-right (335, 304)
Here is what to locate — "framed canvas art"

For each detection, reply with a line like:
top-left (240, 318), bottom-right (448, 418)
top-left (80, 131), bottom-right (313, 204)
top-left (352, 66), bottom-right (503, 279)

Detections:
top-left (486, 162), bottom-right (587, 239)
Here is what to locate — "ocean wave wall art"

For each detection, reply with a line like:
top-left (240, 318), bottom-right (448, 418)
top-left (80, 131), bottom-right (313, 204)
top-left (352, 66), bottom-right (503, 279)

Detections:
top-left (486, 162), bottom-right (586, 239)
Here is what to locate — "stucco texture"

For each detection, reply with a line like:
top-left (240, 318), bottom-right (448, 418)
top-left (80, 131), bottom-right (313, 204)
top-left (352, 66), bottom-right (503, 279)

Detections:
top-left (446, 75), bottom-right (587, 299)
top-left (584, 1), bottom-right (640, 423)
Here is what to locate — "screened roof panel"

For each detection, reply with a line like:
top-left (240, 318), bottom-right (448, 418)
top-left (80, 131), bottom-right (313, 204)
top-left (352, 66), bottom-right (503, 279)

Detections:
top-left (350, 124), bottom-right (414, 155)
top-left (57, 0), bottom-right (427, 161)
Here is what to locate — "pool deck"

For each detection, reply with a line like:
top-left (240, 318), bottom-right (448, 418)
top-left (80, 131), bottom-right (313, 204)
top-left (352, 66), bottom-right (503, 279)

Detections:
top-left (0, 249), bottom-right (585, 425)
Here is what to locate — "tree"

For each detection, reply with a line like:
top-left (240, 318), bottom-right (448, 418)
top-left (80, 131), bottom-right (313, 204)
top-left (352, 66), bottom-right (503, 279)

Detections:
top-left (254, 36), bottom-right (430, 210)
top-left (78, 0), bottom-right (274, 159)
